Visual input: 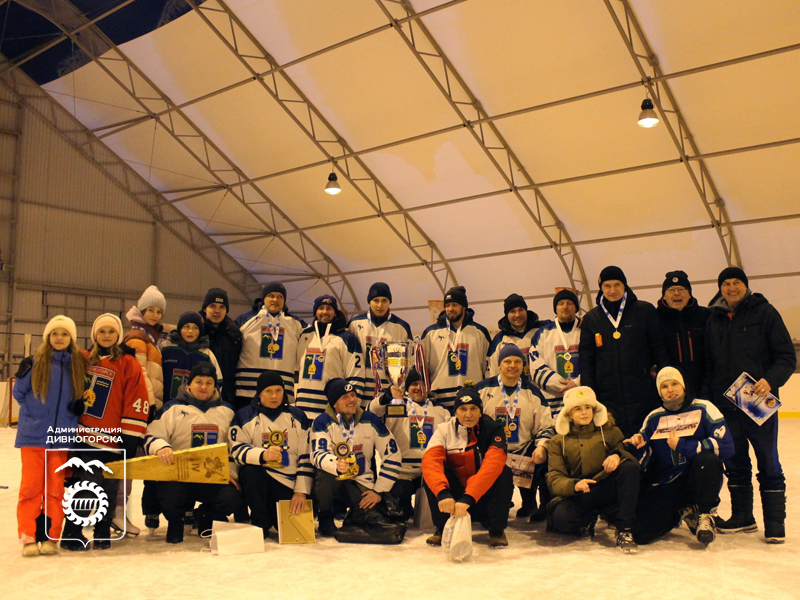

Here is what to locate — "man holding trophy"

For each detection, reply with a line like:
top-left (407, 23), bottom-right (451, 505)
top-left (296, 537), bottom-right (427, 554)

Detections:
top-left (348, 282), bottom-right (413, 408)
top-left (368, 367), bottom-right (450, 520)
top-left (312, 378), bottom-right (403, 537)
top-left (228, 370), bottom-right (314, 539)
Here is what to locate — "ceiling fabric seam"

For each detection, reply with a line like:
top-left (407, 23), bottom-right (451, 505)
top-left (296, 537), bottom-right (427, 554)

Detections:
top-left (185, 0), bottom-right (458, 298)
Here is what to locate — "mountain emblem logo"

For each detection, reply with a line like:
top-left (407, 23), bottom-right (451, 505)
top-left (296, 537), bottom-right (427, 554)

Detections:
top-left (56, 458), bottom-right (113, 527)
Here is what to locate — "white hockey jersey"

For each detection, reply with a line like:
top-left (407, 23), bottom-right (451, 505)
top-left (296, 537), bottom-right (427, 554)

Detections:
top-left (311, 406), bottom-right (402, 493)
top-left (528, 318), bottom-right (582, 418)
top-left (368, 393), bottom-right (450, 480)
top-left (236, 310), bottom-right (306, 403)
top-left (348, 311), bottom-right (412, 407)
top-left (228, 403), bottom-right (313, 494)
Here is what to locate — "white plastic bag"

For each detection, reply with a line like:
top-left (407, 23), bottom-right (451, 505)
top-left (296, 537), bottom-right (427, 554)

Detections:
top-left (209, 521), bottom-right (265, 556)
top-left (441, 515), bottom-right (472, 562)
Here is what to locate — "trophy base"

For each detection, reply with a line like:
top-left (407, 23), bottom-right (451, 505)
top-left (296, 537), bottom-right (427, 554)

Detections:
top-left (265, 461), bottom-right (285, 469)
top-left (336, 472), bottom-right (358, 481)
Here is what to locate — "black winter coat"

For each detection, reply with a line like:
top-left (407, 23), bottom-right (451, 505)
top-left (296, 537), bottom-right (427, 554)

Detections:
top-left (703, 292), bottom-right (796, 415)
top-left (579, 288), bottom-right (669, 437)
top-left (203, 316), bottom-right (243, 406)
top-left (656, 298), bottom-right (711, 393)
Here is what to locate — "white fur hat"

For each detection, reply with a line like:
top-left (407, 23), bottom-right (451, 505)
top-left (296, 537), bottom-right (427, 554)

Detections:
top-left (656, 366), bottom-right (685, 392)
top-left (137, 285), bottom-right (166, 312)
top-left (555, 386), bottom-right (608, 435)
top-left (43, 315), bottom-right (78, 345)
top-left (91, 313), bottom-right (123, 344)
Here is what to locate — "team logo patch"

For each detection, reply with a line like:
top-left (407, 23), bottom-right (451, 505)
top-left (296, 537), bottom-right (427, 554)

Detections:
top-left (672, 277), bottom-right (678, 283)
top-left (494, 436), bottom-right (503, 442)
top-left (713, 425), bottom-right (726, 439)
top-left (344, 383), bottom-right (354, 392)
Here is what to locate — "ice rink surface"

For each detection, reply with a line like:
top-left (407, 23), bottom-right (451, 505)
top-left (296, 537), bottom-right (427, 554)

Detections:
top-left (1, 423), bottom-right (798, 600)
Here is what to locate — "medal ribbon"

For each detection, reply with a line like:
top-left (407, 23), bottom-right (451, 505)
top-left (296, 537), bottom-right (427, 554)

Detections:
top-left (445, 320), bottom-right (464, 379)
top-left (407, 397), bottom-right (430, 435)
top-left (499, 375), bottom-right (521, 426)
top-left (312, 321), bottom-right (334, 354)
top-left (266, 313), bottom-right (281, 350)
top-left (337, 413), bottom-right (355, 450)
top-left (600, 291), bottom-right (627, 334)
top-left (554, 319), bottom-right (575, 378)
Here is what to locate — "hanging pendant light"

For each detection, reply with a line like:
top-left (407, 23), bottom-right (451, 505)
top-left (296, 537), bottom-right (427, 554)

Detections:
top-left (637, 98), bottom-right (659, 128)
top-left (324, 171), bottom-right (341, 195)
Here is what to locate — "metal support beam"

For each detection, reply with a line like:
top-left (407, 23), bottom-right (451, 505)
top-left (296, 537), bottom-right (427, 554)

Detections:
top-left (375, 0), bottom-right (592, 306)
top-left (16, 0), bottom-right (359, 311)
top-left (604, 0), bottom-right (742, 268)
top-left (185, 0), bottom-right (457, 298)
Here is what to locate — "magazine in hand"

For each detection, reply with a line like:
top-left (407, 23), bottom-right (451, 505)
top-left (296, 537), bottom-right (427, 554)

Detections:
top-left (724, 372), bottom-right (781, 426)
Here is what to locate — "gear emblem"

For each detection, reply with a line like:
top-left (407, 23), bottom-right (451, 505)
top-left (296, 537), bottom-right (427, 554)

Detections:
top-left (62, 481), bottom-right (108, 527)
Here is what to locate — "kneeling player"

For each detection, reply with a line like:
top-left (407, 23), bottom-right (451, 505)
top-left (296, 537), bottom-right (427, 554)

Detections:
top-left (144, 362), bottom-right (240, 543)
top-left (422, 386), bottom-right (513, 548)
top-left (229, 371), bottom-right (313, 538)
top-left (312, 379), bottom-right (402, 537)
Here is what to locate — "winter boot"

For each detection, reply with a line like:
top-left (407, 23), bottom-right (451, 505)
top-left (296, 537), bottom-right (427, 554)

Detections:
top-left (716, 485), bottom-right (758, 533)
top-left (166, 519), bottom-right (184, 544)
top-left (60, 521), bottom-right (89, 551)
top-left (488, 529), bottom-right (509, 548)
top-left (22, 543), bottom-right (40, 557)
top-left (426, 527), bottom-right (443, 546)
top-left (39, 541), bottom-right (58, 555)
top-left (696, 513), bottom-right (716, 547)
top-left (195, 506), bottom-right (214, 539)
top-left (616, 529), bottom-right (638, 554)
top-left (761, 489), bottom-right (786, 544)
top-left (318, 518), bottom-right (338, 538)
top-left (93, 522), bottom-right (112, 550)
top-left (577, 515), bottom-right (598, 539)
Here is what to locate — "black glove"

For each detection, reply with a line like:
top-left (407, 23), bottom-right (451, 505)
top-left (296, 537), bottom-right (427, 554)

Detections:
top-left (15, 356), bottom-right (33, 379)
top-left (67, 397), bottom-right (85, 416)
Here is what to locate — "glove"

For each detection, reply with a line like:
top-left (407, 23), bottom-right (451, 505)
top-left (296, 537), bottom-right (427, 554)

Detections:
top-left (67, 397), bottom-right (85, 416)
top-left (15, 356), bottom-right (33, 379)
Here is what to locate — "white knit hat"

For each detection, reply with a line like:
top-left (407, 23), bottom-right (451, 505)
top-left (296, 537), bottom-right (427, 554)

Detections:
top-left (656, 367), bottom-right (685, 392)
top-left (555, 386), bottom-right (608, 435)
top-left (43, 315), bottom-right (78, 345)
top-left (137, 285), bottom-right (166, 312)
top-left (91, 313), bottom-right (123, 344)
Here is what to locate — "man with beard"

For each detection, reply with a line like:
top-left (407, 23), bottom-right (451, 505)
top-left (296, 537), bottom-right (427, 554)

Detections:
top-left (486, 294), bottom-right (543, 381)
top-left (421, 286), bottom-right (490, 412)
top-left (295, 295), bottom-right (362, 420)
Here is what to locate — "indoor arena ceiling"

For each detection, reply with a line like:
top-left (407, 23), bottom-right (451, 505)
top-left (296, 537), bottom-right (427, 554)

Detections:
top-left (2, 0), bottom-right (800, 331)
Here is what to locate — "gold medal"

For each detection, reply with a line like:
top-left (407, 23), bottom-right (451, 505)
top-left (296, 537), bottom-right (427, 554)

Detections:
top-left (308, 363), bottom-right (317, 376)
top-left (563, 352), bottom-right (571, 361)
top-left (268, 343), bottom-right (279, 354)
top-left (417, 430), bottom-right (427, 445)
top-left (450, 353), bottom-right (458, 362)
top-left (455, 359), bottom-right (462, 371)
top-left (613, 331), bottom-right (621, 339)
top-left (564, 362), bottom-right (574, 374)
top-left (509, 422), bottom-right (517, 432)
top-left (504, 426), bottom-right (511, 438)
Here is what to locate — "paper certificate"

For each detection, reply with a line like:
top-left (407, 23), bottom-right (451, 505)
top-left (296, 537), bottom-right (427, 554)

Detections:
top-left (724, 372), bottom-right (781, 426)
top-left (651, 409), bottom-right (702, 439)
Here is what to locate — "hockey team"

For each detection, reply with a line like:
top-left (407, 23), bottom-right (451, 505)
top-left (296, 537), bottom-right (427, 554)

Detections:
top-left (13, 265), bottom-right (795, 557)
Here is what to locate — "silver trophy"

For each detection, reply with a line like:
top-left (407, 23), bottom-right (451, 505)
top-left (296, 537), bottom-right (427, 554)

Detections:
top-left (372, 340), bottom-right (416, 400)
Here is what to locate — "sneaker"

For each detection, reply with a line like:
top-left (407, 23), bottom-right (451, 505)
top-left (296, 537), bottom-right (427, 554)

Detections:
top-left (488, 529), bottom-right (509, 548)
top-left (145, 514), bottom-right (160, 532)
top-left (166, 520), bottom-right (184, 544)
top-left (318, 519), bottom-right (338, 538)
top-left (681, 506), bottom-right (698, 535)
top-left (426, 528), bottom-right (443, 546)
top-left (616, 530), bottom-right (638, 554)
top-left (715, 514), bottom-right (758, 534)
top-left (39, 541), bottom-right (58, 555)
top-left (22, 543), bottom-right (40, 557)
top-left (696, 514), bottom-right (716, 547)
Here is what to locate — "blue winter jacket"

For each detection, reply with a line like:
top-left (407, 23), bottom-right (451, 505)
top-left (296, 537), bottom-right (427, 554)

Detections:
top-left (13, 352), bottom-right (81, 449)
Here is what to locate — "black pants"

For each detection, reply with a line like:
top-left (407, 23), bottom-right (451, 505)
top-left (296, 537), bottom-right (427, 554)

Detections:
top-left (390, 477), bottom-right (421, 520)
top-left (157, 482), bottom-right (240, 524)
top-left (550, 460), bottom-right (640, 533)
top-left (632, 452), bottom-right (724, 545)
top-left (315, 471), bottom-right (369, 521)
top-left (424, 466), bottom-right (514, 532)
top-left (238, 465), bottom-right (295, 532)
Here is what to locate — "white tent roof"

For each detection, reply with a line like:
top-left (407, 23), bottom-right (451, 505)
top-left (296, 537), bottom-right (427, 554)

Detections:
top-left (35, 0), bottom-right (800, 333)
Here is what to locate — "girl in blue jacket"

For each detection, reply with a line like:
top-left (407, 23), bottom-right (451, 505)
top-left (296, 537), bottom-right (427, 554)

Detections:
top-left (14, 316), bottom-right (86, 557)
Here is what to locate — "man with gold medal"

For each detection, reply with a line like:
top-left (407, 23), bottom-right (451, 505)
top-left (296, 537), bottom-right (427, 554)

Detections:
top-left (312, 379), bottom-right (402, 538)
top-left (229, 370), bottom-right (313, 539)
top-left (368, 367), bottom-right (449, 520)
top-left (476, 344), bottom-right (554, 520)
top-left (579, 266), bottom-right (669, 437)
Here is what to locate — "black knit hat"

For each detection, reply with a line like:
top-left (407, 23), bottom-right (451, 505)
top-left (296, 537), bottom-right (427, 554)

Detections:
top-left (177, 311), bottom-right (204, 337)
top-left (598, 266), bottom-right (627, 286)
top-left (313, 294), bottom-right (338, 314)
top-left (498, 343), bottom-right (525, 366)
top-left (324, 378), bottom-right (355, 407)
top-left (367, 282), bottom-right (392, 304)
top-left (254, 370), bottom-right (284, 399)
top-left (553, 289), bottom-right (580, 314)
top-left (405, 367), bottom-right (421, 391)
top-left (503, 293), bottom-right (527, 316)
top-left (453, 386), bottom-right (482, 413)
top-left (262, 281), bottom-right (287, 301)
top-left (188, 361), bottom-right (217, 385)
top-left (662, 271), bottom-right (692, 296)
top-left (202, 287), bottom-right (229, 311)
top-left (444, 286), bottom-right (468, 308)
top-left (718, 267), bottom-right (748, 289)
